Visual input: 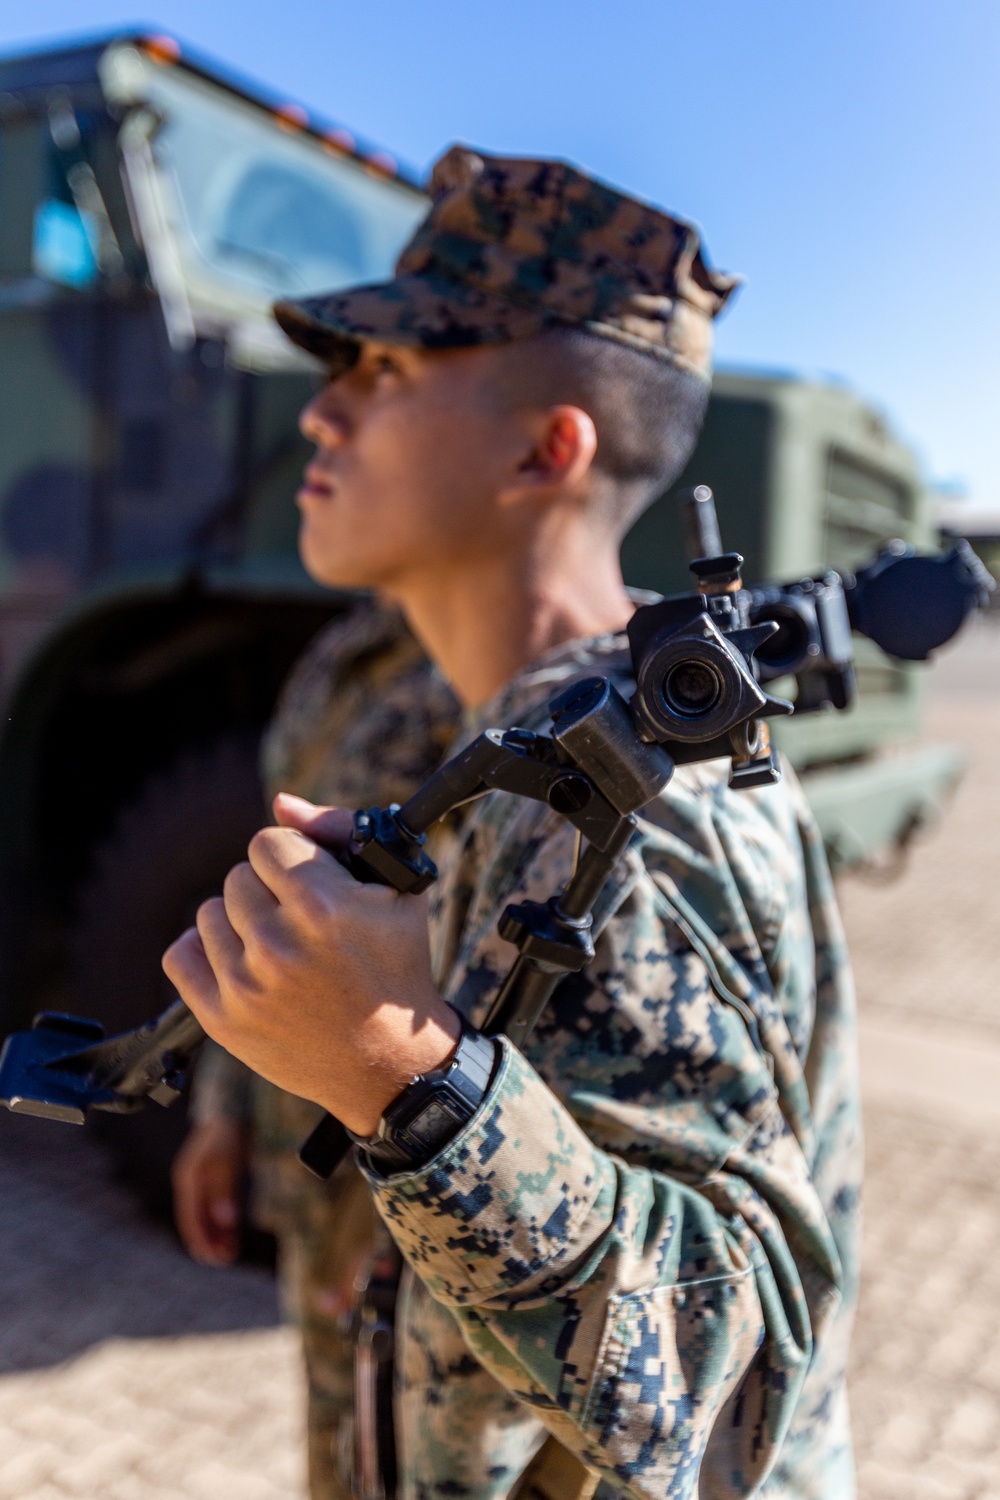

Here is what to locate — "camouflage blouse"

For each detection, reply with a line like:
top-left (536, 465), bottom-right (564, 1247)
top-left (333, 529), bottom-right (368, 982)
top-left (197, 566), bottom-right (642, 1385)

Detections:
top-left (359, 630), bottom-right (861, 1500)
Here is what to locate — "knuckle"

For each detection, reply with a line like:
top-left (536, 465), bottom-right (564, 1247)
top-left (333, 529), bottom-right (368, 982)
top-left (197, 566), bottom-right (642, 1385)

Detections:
top-left (248, 827), bottom-right (278, 863)
top-left (253, 928), bottom-right (295, 978)
top-left (239, 927), bottom-right (274, 975)
top-left (297, 881), bottom-right (336, 928)
top-left (223, 861), bottom-right (252, 901)
top-left (270, 859), bottom-right (332, 926)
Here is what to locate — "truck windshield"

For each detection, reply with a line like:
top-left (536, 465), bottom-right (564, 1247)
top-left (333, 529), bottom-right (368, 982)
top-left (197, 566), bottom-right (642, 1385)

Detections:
top-left (100, 43), bottom-right (427, 366)
top-left (146, 80), bottom-right (421, 299)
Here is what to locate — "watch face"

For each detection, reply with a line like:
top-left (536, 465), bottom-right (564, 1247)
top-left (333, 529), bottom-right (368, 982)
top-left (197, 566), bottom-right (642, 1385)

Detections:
top-left (406, 1097), bottom-right (463, 1152)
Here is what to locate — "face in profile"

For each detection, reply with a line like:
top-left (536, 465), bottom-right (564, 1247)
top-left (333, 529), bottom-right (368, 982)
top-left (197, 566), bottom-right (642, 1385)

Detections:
top-left (295, 341), bottom-right (523, 595)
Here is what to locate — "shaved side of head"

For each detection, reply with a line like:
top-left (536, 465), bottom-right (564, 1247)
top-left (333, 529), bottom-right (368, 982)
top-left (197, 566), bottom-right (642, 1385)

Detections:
top-left (487, 326), bottom-right (710, 536)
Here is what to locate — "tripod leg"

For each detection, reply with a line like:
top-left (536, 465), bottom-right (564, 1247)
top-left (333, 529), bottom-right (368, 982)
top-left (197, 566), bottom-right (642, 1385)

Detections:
top-left (482, 959), bottom-right (567, 1052)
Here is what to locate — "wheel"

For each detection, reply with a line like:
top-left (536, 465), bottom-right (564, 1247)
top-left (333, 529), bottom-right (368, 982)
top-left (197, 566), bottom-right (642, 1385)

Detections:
top-left (68, 734), bottom-right (266, 1213)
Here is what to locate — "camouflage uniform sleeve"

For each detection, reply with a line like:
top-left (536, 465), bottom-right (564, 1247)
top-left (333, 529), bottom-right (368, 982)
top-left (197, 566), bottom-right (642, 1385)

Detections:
top-left (190, 1040), bottom-right (254, 1125)
top-left (358, 924), bottom-right (841, 1497)
top-left (360, 1040), bottom-right (776, 1497)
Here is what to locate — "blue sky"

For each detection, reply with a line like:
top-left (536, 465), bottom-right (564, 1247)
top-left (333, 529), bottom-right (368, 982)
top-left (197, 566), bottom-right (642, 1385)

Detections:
top-left (3, 0), bottom-right (998, 508)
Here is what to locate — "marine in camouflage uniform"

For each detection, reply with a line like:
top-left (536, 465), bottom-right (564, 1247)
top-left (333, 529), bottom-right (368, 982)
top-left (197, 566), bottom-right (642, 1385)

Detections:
top-left (199, 146), bottom-right (862, 1497)
top-left (191, 601), bottom-right (460, 1497)
top-left (362, 636), bottom-right (859, 1498)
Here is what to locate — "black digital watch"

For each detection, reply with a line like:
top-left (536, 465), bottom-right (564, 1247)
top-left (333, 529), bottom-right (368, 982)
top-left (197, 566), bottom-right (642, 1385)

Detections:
top-left (351, 1022), bottom-right (497, 1174)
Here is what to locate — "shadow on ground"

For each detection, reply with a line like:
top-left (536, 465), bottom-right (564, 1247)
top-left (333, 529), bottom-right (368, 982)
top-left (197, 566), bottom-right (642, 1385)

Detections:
top-left (0, 1112), bottom-right (280, 1374)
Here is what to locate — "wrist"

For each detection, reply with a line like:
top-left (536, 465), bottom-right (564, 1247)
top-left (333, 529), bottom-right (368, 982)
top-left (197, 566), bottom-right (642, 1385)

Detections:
top-left (353, 1020), bottom-right (498, 1174)
top-left (334, 1000), bottom-right (462, 1136)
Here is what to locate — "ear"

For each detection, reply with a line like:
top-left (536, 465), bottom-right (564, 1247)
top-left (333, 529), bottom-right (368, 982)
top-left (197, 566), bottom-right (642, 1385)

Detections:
top-left (501, 405), bottom-right (598, 505)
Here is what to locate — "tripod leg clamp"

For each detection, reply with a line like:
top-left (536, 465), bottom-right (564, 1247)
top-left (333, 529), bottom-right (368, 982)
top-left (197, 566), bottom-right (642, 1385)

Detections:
top-left (498, 899), bottom-right (595, 973)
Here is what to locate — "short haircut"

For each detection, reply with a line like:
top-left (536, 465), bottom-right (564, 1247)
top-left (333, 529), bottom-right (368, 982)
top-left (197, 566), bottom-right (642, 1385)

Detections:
top-left (489, 325), bottom-right (710, 535)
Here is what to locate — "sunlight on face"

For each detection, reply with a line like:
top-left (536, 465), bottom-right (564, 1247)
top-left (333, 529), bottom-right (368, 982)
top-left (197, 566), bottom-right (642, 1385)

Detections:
top-left (295, 343), bottom-right (524, 593)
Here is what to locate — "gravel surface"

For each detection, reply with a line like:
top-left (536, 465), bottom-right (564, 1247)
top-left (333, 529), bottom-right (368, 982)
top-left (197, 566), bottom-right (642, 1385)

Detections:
top-left (0, 622), bottom-right (996, 1499)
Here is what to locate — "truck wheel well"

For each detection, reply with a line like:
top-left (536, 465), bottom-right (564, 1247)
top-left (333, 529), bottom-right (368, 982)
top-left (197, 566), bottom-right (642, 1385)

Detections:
top-left (68, 731), bottom-right (268, 1212)
top-left (0, 587), bottom-right (343, 1023)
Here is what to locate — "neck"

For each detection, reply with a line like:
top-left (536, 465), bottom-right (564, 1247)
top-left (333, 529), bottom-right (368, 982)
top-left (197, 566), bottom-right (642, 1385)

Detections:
top-left (388, 521), bottom-right (633, 708)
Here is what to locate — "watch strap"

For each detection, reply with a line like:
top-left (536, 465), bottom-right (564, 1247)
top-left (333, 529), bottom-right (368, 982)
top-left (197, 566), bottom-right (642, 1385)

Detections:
top-left (353, 1022), bottom-right (497, 1174)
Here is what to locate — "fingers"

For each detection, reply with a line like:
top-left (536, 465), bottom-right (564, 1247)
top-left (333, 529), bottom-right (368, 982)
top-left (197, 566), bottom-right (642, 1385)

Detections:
top-left (273, 793), bottom-right (354, 849)
top-left (312, 1241), bottom-right (372, 1322)
top-left (163, 927), bottom-right (222, 1019)
top-left (172, 1121), bottom-right (245, 1266)
top-left (196, 896), bottom-right (246, 981)
top-left (247, 822), bottom-right (353, 903)
top-left (223, 860), bottom-right (278, 943)
top-left (173, 1171), bottom-right (211, 1262)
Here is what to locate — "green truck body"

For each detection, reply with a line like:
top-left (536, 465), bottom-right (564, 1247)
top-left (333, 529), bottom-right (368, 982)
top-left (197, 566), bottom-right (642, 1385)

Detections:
top-left (0, 32), bottom-right (963, 1188)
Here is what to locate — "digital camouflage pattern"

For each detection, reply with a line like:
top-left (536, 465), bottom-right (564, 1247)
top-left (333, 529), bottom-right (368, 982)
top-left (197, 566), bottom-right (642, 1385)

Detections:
top-left (274, 146), bottom-right (739, 382)
top-left (191, 599), bottom-right (461, 1499)
top-left (354, 630), bottom-right (860, 1500)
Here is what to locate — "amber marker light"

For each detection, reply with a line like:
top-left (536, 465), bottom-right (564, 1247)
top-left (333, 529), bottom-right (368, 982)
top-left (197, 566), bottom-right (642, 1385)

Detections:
top-left (323, 128), bottom-right (356, 157)
top-left (140, 34), bottom-right (182, 65)
top-left (366, 151), bottom-right (398, 178)
top-left (275, 103), bottom-right (309, 133)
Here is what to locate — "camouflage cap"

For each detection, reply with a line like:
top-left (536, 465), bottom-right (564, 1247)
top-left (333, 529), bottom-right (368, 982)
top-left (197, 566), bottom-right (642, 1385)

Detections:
top-left (274, 145), bottom-right (740, 381)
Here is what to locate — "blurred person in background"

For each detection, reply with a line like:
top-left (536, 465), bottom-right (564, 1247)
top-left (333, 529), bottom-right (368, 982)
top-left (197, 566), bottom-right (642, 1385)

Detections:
top-left (172, 602), bottom-right (459, 1498)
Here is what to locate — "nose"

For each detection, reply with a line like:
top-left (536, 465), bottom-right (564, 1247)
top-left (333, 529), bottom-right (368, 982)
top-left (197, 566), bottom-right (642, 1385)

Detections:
top-left (299, 386), bottom-right (349, 449)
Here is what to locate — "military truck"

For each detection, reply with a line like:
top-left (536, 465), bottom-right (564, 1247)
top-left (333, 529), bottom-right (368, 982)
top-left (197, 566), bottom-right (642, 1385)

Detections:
top-left (0, 31), bottom-right (962, 1192)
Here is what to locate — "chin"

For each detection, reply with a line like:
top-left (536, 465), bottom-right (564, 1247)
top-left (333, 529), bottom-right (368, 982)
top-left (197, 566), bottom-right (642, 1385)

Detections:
top-left (298, 529), bottom-right (378, 591)
top-left (300, 548), bottom-right (358, 590)
top-left (298, 526), bottom-right (342, 586)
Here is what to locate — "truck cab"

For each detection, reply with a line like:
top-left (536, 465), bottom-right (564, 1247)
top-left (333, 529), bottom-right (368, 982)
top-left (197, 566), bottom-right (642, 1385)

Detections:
top-left (0, 33), bottom-right (425, 1025)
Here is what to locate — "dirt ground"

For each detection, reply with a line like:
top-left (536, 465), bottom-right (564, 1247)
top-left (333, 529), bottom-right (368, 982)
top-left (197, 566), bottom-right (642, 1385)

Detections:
top-left (0, 622), bottom-right (997, 1499)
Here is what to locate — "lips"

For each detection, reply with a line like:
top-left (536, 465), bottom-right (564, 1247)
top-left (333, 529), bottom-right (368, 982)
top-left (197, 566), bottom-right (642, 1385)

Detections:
top-left (298, 465), bottom-right (336, 505)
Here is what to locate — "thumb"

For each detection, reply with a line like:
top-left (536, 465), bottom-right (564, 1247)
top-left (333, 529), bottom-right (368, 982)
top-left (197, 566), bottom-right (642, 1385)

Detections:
top-left (272, 792), bottom-right (355, 850)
